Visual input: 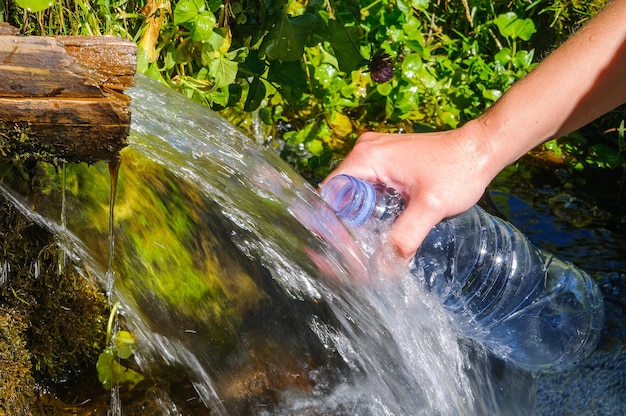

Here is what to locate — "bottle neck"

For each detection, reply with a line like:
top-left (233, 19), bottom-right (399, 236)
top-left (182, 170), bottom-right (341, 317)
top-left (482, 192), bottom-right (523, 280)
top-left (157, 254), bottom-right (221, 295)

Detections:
top-left (321, 175), bottom-right (405, 225)
top-left (372, 183), bottom-right (406, 222)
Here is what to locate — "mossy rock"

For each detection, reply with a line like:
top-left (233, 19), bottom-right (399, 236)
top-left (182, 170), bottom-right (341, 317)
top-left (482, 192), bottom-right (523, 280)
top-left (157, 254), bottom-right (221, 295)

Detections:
top-left (0, 307), bottom-right (34, 416)
top-left (0, 195), bottom-right (109, 412)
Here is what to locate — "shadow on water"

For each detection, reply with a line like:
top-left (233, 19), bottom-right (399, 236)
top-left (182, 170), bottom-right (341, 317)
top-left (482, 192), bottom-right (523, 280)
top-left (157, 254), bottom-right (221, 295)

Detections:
top-left (5, 75), bottom-right (613, 414)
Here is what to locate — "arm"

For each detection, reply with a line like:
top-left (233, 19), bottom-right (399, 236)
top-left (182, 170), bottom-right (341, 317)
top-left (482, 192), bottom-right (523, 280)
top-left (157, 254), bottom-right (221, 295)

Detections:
top-left (477, 0), bottom-right (626, 176)
top-left (324, 0), bottom-right (626, 261)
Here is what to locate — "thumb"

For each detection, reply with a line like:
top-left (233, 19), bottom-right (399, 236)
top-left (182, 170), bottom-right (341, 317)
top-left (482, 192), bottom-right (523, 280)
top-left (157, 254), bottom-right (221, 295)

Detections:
top-left (388, 202), bottom-right (440, 261)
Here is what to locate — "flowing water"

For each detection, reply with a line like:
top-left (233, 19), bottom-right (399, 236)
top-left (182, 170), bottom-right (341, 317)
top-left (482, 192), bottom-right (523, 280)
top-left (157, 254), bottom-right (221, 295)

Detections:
top-left (1, 75), bottom-right (539, 414)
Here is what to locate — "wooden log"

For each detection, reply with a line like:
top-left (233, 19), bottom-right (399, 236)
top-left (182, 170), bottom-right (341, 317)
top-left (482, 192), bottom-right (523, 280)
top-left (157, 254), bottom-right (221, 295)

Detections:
top-left (0, 30), bottom-right (137, 164)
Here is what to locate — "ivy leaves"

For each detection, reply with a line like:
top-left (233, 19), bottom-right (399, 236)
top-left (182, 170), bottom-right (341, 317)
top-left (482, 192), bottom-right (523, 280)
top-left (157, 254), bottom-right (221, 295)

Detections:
top-left (96, 330), bottom-right (144, 390)
top-left (96, 303), bottom-right (144, 391)
top-left (327, 19), bottom-right (363, 73)
top-left (173, 0), bottom-right (247, 90)
top-left (173, 0), bottom-right (206, 26)
top-left (492, 13), bottom-right (537, 77)
top-left (260, 13), bottom-right (310, 61)
top-left (139, 0), bottom-right (367, 111)
top-left (134, 0), bottom-right (545, 181)
top-left (494, 12), bottom-right (537, 41)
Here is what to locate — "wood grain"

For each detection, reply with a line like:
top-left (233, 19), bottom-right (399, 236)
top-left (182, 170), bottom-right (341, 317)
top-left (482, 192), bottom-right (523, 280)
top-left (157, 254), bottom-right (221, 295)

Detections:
top-left (0, 31), bottom-right (137, 163)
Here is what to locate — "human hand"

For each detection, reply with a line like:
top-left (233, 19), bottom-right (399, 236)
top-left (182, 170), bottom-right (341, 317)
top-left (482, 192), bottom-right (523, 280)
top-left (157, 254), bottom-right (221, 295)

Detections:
top-left (322, 0), bottom-right (626, 262)
top-left (322, 120), bottom-right (496, 261)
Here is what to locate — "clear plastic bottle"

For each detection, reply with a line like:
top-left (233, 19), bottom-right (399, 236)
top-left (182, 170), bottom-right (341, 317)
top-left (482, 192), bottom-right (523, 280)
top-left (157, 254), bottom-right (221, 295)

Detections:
top-left (321, 174), bottom-right (604, 371)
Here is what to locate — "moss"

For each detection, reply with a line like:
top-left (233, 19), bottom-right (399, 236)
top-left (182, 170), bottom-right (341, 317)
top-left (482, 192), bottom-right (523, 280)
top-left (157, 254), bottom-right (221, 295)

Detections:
top-left (0, 122), bottom-right (68, 165)
top-left (0, 193), bottom-right (109, 409)
top-left (27, 254), bottom-right (109, 381)
top-left (0, 307), bottom-right (35, 416)
top-left (534, 0), bottom-right (609, 51)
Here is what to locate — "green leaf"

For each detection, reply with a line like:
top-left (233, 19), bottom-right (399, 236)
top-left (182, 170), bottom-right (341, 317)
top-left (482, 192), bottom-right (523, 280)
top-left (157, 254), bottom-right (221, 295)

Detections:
top-left (543, 139), bottom-right (563, 157)
top-left (515, 19), bottom-right (536, 41)
top-left (96, 350), bottom-right (115, 389)
top-left (306, 139), bottom-right (325, 156)
top-left (376, 82), bottom-right (393, 96)
top-left (401, 54), bottom-right (423, 83)
top-left (196, 66), bottom-right (210, 81)
top-left (97, 349), bottom-right (144, 391)
top-left (291, 13), bottom-right (324, 47)
top-left (209, 56), bottom-right (239, 89)
top-left (15, 0), bottom-right (52, 12)
top-left (244, 77), bottom-right (266, 112)
top-left (136, 47), bottom-right (150, 74)
top-left (174, 0), bottom-right (204, 25)
top-left (241, 50), bottom-right (267, 76)
top-left (164, 46), bottom-right (178, 70)
top-left (113, 331), bottom-right (137, 360)
top-left (419, 68), bottom-right (436, 88)
top-left (225, 47), bottom-right (248, 63)
top-left (143, 63), bottom-right (168, 84)
top-left (395, 84), bottom-right (420, 114)
top-left (201, 43), bottom-right (218, 66)
top-left (314, 64), bottom-right (338, 88)
top-left (494, 48), bottom-right (512, 66)
top-left (207, 88), bottom-right (229, 107)
top-left (260, 13), bottom-right (304, 61)
top-left (259, 107), bottom-right (272, 125)
top-left (413, 122), bottom-right (437, 133)
top-left (494, 13), bottom-right (536, 41)
top-left (327, 19), bottom-right (364, 73)
top-left (403, 17), bottom-right (426, 54)
top-left (412, 0), bottom-right (430, 9)
top-left (396, 0), bottom-right (411, 14)
top-left (192, 11), bottom-right (217, 42)
top-left (268, 60), bottom-right (307, 93)
top-left (494, 13), bottom-right (517, 37)
top-left (226, 83), bottom-right (243, 107)
top-left (207, 0), bottom-right (222, 12)
top-left (512, 49), bottom-right (534, 69)
top-left (203, 29), bottom-right (226, 52)
top-left (481, 88), bottom-right (502, 101)
top-left (264, 0), bottom-right (288, 14)
top-left (397, 0), bottom-right (429, 13)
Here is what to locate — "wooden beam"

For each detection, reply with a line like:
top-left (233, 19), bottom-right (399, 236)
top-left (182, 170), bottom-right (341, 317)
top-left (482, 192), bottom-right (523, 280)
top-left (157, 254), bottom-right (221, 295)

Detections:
top-left (0, 29), bottom-right (136, 164)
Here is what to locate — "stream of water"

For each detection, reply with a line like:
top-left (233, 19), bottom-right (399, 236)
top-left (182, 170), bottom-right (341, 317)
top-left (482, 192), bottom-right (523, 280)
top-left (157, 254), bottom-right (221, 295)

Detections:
top-left (2, 75), bottom-right (544, 414)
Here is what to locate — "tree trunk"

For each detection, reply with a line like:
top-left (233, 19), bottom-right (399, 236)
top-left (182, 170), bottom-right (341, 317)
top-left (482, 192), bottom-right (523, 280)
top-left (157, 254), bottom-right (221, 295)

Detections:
top-left (0, 26), bottom-right (136, 164)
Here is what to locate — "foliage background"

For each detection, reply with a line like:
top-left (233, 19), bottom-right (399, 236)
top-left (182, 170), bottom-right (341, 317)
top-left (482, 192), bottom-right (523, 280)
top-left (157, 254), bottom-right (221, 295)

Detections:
top-left (1, 0), bottom-right (624, 182)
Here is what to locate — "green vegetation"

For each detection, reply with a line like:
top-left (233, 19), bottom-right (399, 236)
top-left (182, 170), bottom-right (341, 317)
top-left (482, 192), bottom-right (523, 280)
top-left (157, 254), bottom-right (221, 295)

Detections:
top-left (2, 0), bottom-right (623, 182)
top-left (97, 303), bottom-right (144, 390)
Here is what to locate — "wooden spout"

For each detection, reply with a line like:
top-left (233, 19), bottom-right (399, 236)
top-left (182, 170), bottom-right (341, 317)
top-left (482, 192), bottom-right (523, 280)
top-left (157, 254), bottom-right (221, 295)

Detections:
top-left (0, 25), bottom-right (137, 164)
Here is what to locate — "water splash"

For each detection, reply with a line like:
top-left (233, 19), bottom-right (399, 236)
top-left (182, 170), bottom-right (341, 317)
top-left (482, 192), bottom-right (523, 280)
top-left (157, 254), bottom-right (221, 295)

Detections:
top-left (0, 261), bottom-right (9, 286)
top-left (58, 161), bottom-right (67, 275)
top-left (0, 75), bottom-right (537, 415)
top-left (106, 157), bottom-right (121, 298)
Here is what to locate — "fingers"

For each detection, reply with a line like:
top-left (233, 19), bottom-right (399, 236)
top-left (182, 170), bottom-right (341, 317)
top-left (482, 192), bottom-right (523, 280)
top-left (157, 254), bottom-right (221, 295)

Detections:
top-left (320, 132), bottom-right (391, 186)
top-left (388, 198), bottom-right (444, 260)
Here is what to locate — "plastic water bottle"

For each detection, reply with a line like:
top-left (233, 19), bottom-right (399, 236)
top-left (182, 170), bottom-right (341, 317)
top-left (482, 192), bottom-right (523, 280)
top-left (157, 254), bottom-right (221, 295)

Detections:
top-left (321, 174), bottom-right (604, 371)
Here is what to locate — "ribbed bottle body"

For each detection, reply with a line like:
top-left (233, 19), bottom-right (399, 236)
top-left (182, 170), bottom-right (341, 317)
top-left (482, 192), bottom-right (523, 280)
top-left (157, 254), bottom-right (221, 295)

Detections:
top-left (411, 206), bottom-right (604, 371)
top-left (321, 175), bottom-right (604, 371)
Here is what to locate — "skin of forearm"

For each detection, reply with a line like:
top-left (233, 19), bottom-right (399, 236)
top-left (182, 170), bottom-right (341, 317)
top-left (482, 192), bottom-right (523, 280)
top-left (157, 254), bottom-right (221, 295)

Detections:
top-left (470, 0), bottom-right (626, 179)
